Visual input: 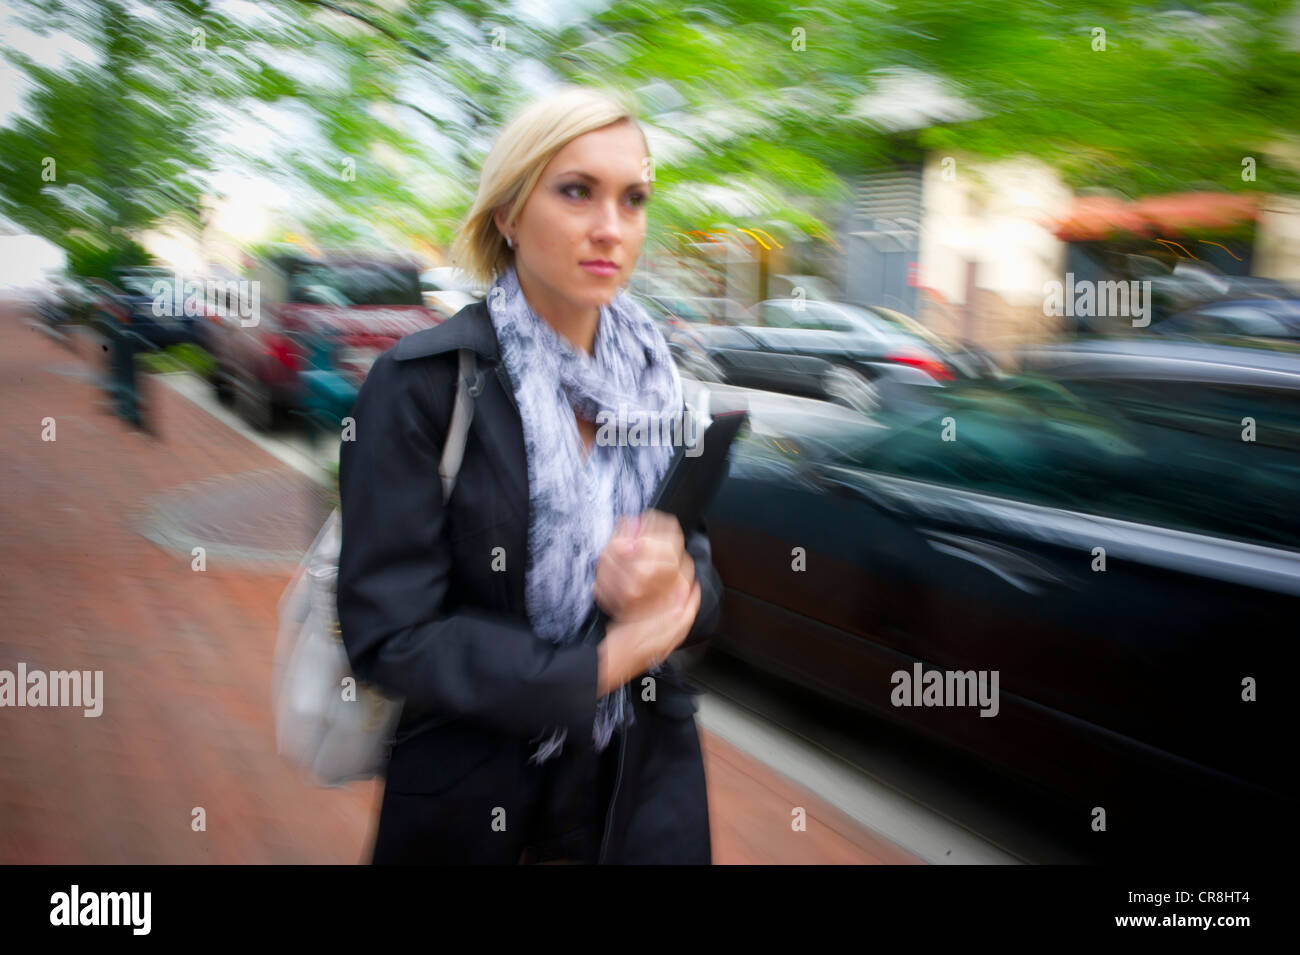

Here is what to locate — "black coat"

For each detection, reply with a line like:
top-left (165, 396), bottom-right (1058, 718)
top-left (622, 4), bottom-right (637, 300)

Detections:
top-left (335, 299), bottom-right (723, 863)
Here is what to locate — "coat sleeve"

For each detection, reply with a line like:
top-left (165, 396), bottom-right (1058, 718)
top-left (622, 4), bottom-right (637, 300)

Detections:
top-left (335, 349), bottom-right (599, 739)
top-left (681, 520), bottom-right (723, 648)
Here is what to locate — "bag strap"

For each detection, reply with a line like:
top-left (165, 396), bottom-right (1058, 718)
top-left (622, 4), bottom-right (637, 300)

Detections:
top-left (437, 348), bottom-right (478, 503)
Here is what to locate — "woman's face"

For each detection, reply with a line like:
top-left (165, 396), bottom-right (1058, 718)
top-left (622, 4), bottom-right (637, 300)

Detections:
top-left (496, 120), bottom-right (651, 319)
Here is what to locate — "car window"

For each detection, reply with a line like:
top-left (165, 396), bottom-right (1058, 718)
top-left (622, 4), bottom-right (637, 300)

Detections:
top-left (1083, 378), bottom-right (1300, 548)
top-left (1199, 305), bottom-right (1291, 338)
top-left (858, 385), bottom-right (1135, 513)
top-left (797, 303), bottom-right (856, 332)
top-left (856, 377), bottom-right (1300, 550)
top-left (1061, 378), bottom-right (1300, 451)
top-left (120, 276), bottom-right (172, 297)
top-left (755, 301), bottom-right (838, 331)
top-left (756, 303), bottom-right (801, 329)
top-left (296, 284), bottom-right (352, 307)
top-left (865, 306), bottom-right (952, 350)
top-left (289, 263), bottom-right (422, 306)
top-left (811, 302), bottom-right (896, 338)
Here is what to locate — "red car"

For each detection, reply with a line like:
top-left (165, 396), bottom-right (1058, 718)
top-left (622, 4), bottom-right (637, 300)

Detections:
top-left (206, 251), bottom-right (443, 430)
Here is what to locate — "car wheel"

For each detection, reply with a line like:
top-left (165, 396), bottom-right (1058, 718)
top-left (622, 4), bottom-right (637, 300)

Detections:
top-left (211, 364), bottom-right (234, 405)
top-left (236, 374), bottom-right (277, 432)
top-left (823, 366), bottom-right (880, 414)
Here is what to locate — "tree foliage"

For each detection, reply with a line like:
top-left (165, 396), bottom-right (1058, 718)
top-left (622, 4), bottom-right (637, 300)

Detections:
top-left (1, 0), bottom-right (1296, 270)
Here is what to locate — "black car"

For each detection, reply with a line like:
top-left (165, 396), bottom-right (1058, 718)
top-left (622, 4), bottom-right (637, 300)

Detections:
top-left (88, 268), bottom-right (207, 349)
top-left (700, 346), bottom-right (1297, 850)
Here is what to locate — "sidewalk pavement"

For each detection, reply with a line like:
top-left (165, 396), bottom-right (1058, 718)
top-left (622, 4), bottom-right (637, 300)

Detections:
top-left (0, 299), bottom-right (919, 864)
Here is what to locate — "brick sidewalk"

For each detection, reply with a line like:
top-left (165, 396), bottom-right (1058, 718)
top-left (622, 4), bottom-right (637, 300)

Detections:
top-left (0, 301), bottom-right (918, 864)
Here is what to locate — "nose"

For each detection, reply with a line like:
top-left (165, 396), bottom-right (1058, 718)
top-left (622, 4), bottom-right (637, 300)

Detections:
top-left (589, 198), bottom-right (622, 248)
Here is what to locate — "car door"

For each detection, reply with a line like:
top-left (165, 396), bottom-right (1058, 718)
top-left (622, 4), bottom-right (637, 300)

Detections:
top-left (845, 381), bottom-right (1294, 801)
top-left (705, 413), bottom-right (911, 698)
top-left (714, 302), bottom-right (828, 394)
top-left (707, 377), bottom-right (1297, 810)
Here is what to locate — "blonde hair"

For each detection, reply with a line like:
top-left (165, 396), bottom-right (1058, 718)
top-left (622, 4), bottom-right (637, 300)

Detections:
top-left (451, 86), bottom-right (649, 288)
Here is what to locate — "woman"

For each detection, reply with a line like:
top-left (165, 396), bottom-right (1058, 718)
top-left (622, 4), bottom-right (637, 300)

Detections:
top-left (335, 86), bottom-right (723, 864)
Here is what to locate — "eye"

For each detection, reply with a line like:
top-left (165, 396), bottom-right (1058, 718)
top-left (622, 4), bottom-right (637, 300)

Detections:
top-left (560, 183), bottom-right (590, 200)
top-left (627, 191), bottom-right (650, 208)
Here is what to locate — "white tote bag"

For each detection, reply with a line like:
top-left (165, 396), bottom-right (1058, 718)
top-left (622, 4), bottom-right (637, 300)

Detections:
top-left (272, 349), bottom-right (479, 786)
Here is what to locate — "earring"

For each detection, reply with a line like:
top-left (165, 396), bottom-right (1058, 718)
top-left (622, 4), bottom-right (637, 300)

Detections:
top-left (506, 236), bottom-right (514, 249)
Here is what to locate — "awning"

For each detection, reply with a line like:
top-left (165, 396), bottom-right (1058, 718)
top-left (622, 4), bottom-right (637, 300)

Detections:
top-left (1050, 192), bottom-right (1260, 242)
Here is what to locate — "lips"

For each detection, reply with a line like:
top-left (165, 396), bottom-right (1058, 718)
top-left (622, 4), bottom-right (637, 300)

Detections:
top-left (580, 260), bottom-right (619, 276)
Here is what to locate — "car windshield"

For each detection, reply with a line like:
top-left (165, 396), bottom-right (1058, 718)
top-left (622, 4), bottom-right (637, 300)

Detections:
top-left (757, 301), bottom-right (905, 340)
top-left (1195, 304), bottom-right (1298, 337)
top-left (864, 305), bottom-right (956, 351)
top-left (289, 262), bottom-right (422, 306)
top-left (784, 373), bottom-right (1300, 551)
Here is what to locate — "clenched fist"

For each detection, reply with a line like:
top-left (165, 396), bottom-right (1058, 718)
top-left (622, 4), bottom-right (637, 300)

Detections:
top-left (593, 510), bottom-right (696, 622)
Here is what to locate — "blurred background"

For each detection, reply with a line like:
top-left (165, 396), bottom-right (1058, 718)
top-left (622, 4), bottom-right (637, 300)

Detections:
top-left (1, 0), bottom-right (1298, 865)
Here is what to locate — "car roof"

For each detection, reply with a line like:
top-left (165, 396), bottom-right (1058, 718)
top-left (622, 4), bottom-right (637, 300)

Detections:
top-left (756, 298), bottom-right (878, 315)
top-left (1021, 338), bottom-right (1300, 389)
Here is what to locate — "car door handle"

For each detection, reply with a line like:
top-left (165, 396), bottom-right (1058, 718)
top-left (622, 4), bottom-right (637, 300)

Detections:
top-left (921, 530), bottom-right (1063, 595)
top-left (810, 466), bottom-right (907, 517)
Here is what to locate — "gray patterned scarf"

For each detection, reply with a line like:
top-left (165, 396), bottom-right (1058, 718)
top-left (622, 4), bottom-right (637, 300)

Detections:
top-left (485, 264), bottom-right (683, 764)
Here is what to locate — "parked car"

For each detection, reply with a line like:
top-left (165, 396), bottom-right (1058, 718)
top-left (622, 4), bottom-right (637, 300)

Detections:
top-left (641, 293), bottom-right (756, 327)
top-left (83, 267), bottom-right (210, 349)
top-left (701, 357), bottom-right (1296, 845)
top-left (1078, 256), bottom-right (1300, 332)
top-left (664, 298), bottom-right (983, 413)
top-left (1152, 298), bottom-right (1300, 344)
top-left (206, 252), bottom-right (443, 430)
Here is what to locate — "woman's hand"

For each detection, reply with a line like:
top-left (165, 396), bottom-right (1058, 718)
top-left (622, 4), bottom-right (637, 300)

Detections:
top-left (593, 510), bottom-right (702, 697)
top-left (593, 510), bottom-right (695, 622)
top-left (597, 573), bottom-right (701, 698)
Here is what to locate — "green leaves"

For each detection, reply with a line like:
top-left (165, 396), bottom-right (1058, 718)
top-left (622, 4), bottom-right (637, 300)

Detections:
top-left (3, 0), bottom-right (1296, 271)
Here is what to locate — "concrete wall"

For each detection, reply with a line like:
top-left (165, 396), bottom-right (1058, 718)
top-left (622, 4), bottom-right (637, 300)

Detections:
top-left (916, 153), bottom-right (1074, 351)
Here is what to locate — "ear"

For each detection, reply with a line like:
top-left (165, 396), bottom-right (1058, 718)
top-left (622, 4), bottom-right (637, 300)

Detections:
top-left (491, 206), bottom-right (510, 239)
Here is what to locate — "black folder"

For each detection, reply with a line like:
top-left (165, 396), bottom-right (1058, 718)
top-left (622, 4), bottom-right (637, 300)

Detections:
top-left (580, 408), bottom-right (749, 646)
